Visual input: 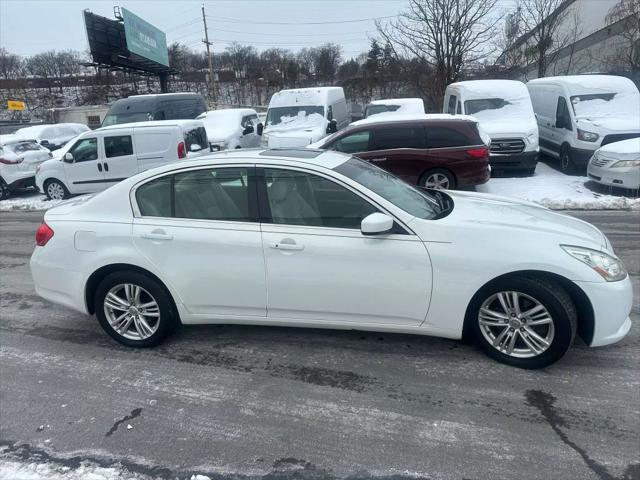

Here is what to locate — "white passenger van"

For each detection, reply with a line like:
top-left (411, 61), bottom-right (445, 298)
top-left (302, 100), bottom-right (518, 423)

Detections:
top-left (262, 87), bottom-right (348, 148)
top-left (527, 75), bottom-right (640, 173)
top-left (36, 120), bottom-right (208, 200)
top-left (444, 80), bottom-right (539, 175)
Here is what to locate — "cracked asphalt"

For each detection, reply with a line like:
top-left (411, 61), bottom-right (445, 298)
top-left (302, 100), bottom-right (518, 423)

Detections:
top-left (0, 209), bottom-right (638, 480)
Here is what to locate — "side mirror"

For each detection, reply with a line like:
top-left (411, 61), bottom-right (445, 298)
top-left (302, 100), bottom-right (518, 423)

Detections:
top-left (63, 152), bottom-right (74, 163)
top-left (361, 212), bottom-right (394, 236)
top-left (326, 119), bottom-right (338, 134)
top-left (243, 125), bottom-right (254, 135)
top-left (189, 143), bottom-right (203, 152)
top-left (256, 123), bottom-right (264, 136)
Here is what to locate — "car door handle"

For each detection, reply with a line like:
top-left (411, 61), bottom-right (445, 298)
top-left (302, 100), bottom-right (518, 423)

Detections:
top-left (141, 232), bottom-right (173, 241)
top-left (97, 163), bottom-right (102, 172)
top-left (270, 241), bottom-right (304, 251)
top-left (103, 162), bottom-right (109, 172)
top-left (370, 157), bottom-right (386, 162)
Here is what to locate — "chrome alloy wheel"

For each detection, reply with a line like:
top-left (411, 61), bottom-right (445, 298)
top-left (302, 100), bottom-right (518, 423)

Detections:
top-left (103, 283), bottom-right (160, 340)
top-left (424, 173), bottom-right (450, 189)
top-left (47, 182), bottom-right (65, 200)
top-left (478, 291), bottom-right (554, 358)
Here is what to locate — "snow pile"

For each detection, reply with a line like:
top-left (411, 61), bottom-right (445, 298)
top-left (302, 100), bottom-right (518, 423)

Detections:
top-left (0, 193), bottom-right (63, 211)
top-left (0, 460), bottom-right (146, 480)
top-left (266, 112), bottom-right (325, 132)
top-left (478, 162), bottom-right (640, 210)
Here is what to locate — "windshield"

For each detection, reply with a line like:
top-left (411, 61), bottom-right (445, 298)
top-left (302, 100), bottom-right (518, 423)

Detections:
top-left (463, 95), bottom-right (534, 123)
top-left (7, 141), bottom-right (43, 153)
top-left (570, 92), bottom-right (640, 119)
top-left (334, 157), bottom-right (441, 220)
top-left (102, 111), bottom-right (154, 127)
top-left (265, 105), bottom-right (324, 126)
top-left (365, 104), bottom-right (400, 117)
top-left (465, 98), bottom-right (510, 115)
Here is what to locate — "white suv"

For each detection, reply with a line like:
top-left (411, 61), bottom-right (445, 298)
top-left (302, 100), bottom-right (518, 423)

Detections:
top-left (0, 135), bottom-right (52, 200)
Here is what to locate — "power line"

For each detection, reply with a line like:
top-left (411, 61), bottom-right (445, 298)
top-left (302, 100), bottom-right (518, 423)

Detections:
top-left (164, 17), bottom-right (201, 33)
top-left (207, 37), bottom-right (369, 47)
top-left (206, 26), bottom-right (374, 37)
top-left (206, 14), bottom-right (399, 25)
top-left (168, 28), bottom-right (204, 42)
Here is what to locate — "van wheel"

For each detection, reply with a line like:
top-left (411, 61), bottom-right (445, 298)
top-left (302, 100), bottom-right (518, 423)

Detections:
top-left (0, 178), bottom-right (9, 200)
top-left (469, 277), bottom-right (577, 369)
top-left (420, 169), bottom-right (456, 190)
top-left (44, 179), bottom-right (69, 200)
top-left (560, 146), bottom-right (574, 174)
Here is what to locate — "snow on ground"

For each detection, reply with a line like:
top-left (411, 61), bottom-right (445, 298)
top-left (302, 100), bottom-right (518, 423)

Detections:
top-left (0, 459), bottom-right (212, 480)
top-left (0, 192), bottom-right (63, 212)
top-left (477, 162), bottom-right (640, 210)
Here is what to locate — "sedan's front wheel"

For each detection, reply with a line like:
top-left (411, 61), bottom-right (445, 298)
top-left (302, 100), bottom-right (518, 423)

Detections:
top-left (470, 277), bottom-right (577, 369)
top-left (95, 271), bottom-right (177, 347)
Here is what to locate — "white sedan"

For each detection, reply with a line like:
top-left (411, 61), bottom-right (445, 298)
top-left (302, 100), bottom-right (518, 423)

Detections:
top-left (30, 149), bottom-right (633, 368)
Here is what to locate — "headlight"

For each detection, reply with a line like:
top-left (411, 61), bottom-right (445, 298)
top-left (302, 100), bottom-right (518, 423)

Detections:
top-left (261, 133), bottom-right (269, 147)
top-left (577, 129), bottom-right (599, 142)
top-left (561, 245), bottom-right (626, 281)
top-left (527, 133), bottom-right (538, 144)
top-left (611, 159), bottom-right (640, 168)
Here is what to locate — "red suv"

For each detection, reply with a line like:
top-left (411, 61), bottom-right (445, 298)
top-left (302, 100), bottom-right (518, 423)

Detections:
top-left (314, 115), bottom-right (490, 189)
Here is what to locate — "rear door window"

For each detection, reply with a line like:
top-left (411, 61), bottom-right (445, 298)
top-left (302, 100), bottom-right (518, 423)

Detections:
top-left (371, 127), bottom-right (426, 150)
top-left (104, 135), bottom-right (134, 158)
top-left (426, 127), bottom-right (472, 148)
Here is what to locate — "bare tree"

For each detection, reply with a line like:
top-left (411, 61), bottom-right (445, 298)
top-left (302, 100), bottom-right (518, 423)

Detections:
top-left (376, 0), bottom-right (501, 101)
top-left (518, 0), bottom-right (570, 77)
top-left (0, 48), bottom-right (23, 79)
top-left (605, 0), bottom-right (640, 76)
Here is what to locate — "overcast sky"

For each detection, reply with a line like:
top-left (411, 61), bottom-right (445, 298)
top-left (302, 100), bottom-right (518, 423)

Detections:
top-left (0, 0), bottom-right (518, 59)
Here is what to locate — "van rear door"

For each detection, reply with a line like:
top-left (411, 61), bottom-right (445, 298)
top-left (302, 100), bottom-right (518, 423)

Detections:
top-left (102, 128), bottom-right (138, 184)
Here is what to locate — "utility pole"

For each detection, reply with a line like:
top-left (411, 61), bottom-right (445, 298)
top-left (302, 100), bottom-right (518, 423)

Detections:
top-left (202, 4), bottom-right (216, 104)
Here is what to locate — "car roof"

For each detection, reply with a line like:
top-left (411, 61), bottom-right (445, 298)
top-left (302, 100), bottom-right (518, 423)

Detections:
top-left (98, 119), bottom-right (204, 131)
top-left (0, 134), bottom-right (37, 146)
top-left (351, 113), bottom-right (478, 128)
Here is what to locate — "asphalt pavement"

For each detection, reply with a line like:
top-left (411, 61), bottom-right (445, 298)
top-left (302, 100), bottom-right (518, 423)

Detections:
top-left (0, 209), bottom-right (638, 480)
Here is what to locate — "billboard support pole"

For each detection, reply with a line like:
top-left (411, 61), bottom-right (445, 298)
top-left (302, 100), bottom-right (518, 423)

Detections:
top-left (159, 72), bottom-right (169, 93)
top-left (202, 5), bottom-right (216, 105)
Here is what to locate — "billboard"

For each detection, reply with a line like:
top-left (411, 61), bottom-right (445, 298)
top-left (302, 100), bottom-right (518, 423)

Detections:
top-left (122, 8), bottom-right (169, 67)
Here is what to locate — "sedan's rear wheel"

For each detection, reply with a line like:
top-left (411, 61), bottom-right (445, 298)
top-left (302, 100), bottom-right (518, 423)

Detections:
top-left (95, 271), bottom-right (176, 347)
top-left (470, 277), bottom-right (576, 368)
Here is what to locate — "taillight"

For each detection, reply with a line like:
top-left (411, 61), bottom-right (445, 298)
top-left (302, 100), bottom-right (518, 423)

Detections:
top-left (35, 222), bottom-right (54, 246)
top-left (467, 147), bottom-right (489, 158)
top-left (0, 156), bottom-right (24, 165)
top-left (177, 141), bottom-right (186, 159)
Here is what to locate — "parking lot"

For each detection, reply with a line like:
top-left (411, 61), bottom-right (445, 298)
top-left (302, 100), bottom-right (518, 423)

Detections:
top-left (1, 208), bottom-right (638, 480)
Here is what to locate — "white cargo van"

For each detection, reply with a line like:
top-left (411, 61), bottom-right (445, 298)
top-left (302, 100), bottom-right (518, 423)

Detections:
top-left (262, 87), bottom-right (348, 148)
top-left (527, 75), bottom-right (640, 173)
top-left (36, 120), bottom-right (208, 200)
top-left (444, 80), bottom-right (539, 174)
top-left (363, 98), bottom-right (425, 118)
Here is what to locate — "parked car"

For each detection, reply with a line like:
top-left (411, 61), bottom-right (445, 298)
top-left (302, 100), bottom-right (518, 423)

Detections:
top-left (196, 108), bottom-right (263, 150)
top-left (364, 98), bottom-right (425, 118)
top-left (101, 93), bottom-right (207, 127)
top-left (309, 114), bottom-right (490, 190)
top-left (15, 123), bottom-right (90, 151)
top-left (36, 120), bottom-right (208, 200)
top-left (0, 135), bottom-right (52, 200)
top-left (527, 75), bottom-right (640, 173)
top-left (587, 138), bottom-right (640, 191)
top-left (30, 148), bottom-right (632, 369)
top-left (444, 80), bottom-right (539, 175)
top-left (262, 87), bottom-right (348, 148)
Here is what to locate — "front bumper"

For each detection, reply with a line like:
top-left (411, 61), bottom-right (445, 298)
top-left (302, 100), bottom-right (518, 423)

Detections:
top-left (574, 275), bottom-right (633, 347)
top-left (7, 175), bottom-right (36, 190)
top-left (489, 150), bottom-right (538, 170)
top-left (587, 163), bottom-right (640, 190)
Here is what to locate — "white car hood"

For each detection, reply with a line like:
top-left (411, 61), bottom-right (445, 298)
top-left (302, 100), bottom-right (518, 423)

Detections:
top-left (411, 190), bottom-right (607, 249)
top-left (576, 116), bottom-right (640, 134)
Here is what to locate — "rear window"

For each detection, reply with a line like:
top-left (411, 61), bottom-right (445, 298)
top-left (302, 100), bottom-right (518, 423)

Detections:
top-left (365, 104), bottom-right (400, 118)
top-left (372, 127), bottom-right (426, 150)
top-left (184, 126), bottom-right (208, 152)
top-left (7, 141), bottom-right (42, 153)
top-left (426, 125), bottom-right (476, 148)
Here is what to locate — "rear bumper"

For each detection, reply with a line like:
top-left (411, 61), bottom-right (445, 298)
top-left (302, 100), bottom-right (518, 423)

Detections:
top-left (455, 164), bottom-right (491, 187)
top-left (574, 275), bottom-right (633, 347)
top-left (489, 150), bottom-right (538, 170)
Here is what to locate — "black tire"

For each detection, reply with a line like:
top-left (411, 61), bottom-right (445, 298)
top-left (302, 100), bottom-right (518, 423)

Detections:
top-left (560, 146), bottom-right (575, 174)
top-left (527, 167), bottom-right (536, 176)
top-left (0, 178), bottom-right (9, 200)
top-left (44, 178), bottom-right (70, 200)
top-left (468, 276), bottom-right (577, 369)
top-left (419, 168), bottom-right (456, 190)
top-left (94, 271), bottom-right (177, 347)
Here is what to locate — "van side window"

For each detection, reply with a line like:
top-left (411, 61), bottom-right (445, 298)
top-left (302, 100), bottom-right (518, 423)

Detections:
top-left (333, 130), bottom-right (370, 153)
top-left (241, 116), bottom-right (253, 128)
top-left (555, 97), bottom-right (572, 131)
top-left (184, 126), bottom-right (208, 152)
top-left (447, 95), bottom-right (457, 114)
top-left (104, 135), bottom-right (133, 158)
top-left (69, 138), bottom-right (98, 163)
top-left (372, 127), bottom-right (426, 150)
top-left (427, 127), bottom-right (470, 148)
